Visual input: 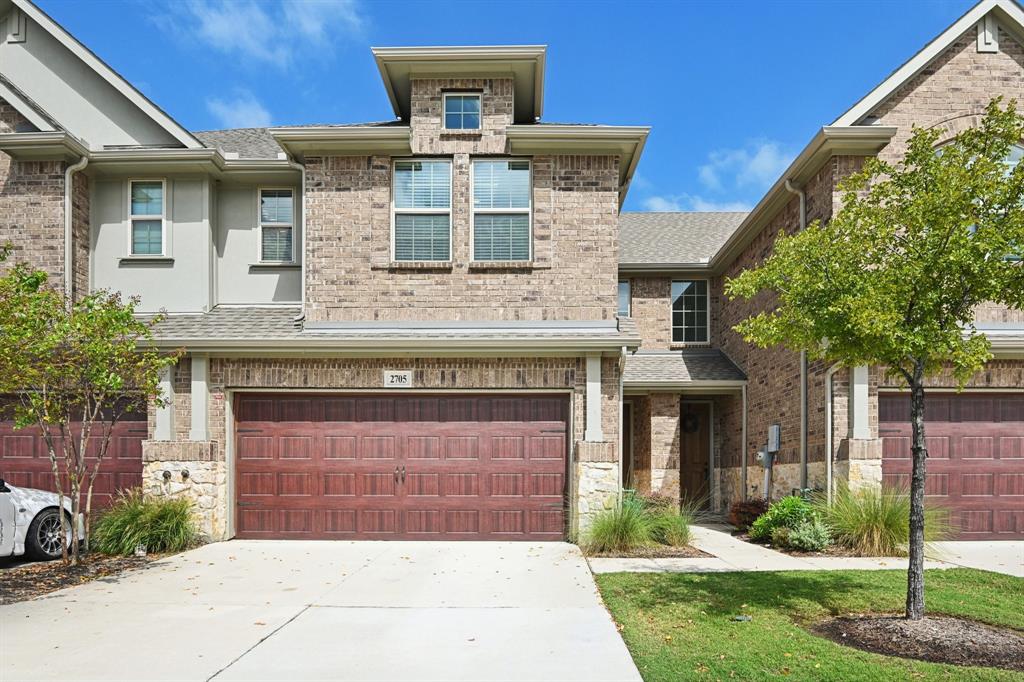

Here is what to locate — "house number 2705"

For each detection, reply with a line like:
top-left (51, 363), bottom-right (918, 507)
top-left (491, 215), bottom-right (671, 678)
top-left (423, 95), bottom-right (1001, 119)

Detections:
top-left (383, 370), bottom-right (413, 387)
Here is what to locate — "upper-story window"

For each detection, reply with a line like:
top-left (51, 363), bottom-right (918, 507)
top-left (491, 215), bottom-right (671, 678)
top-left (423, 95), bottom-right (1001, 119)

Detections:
top-left (671, 280), bottom-right (709, 344)
top-left (472, 159), bottom-right (531, 261)
top-left (618, 280), bottom-right (631, 316)
top-left (130, 180), bottom-right (165, 256)
top-left (443, 93), bottom-right (481, 130)
top-left (259, 189), bottom-right (294, 263)
top-left (393, 160), bottom-right (452, 261)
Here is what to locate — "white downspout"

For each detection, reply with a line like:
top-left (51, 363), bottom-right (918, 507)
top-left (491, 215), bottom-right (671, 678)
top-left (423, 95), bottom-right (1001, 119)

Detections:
top-left (618, 345), bottom-right (626, 503)
top-left (785, 179), bottom-right (809, 491)
top-left (824, 362), bottom-right (843, 505)
top-left (740, 384), bottom-right (748, 500)
top-left (64, 155), bottom-right (89, 300)
top-left (286, 156), bottom-right (306, 321)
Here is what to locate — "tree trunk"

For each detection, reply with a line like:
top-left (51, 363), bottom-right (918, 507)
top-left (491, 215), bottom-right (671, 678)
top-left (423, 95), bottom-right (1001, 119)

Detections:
top-left (906, 377), bottom-right (928, 620)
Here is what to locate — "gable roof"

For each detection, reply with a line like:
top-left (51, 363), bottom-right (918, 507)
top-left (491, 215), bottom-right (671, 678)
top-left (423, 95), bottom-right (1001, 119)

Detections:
top-left (618, 212), bottom-right (747, 268)
top-left (8, 0), bottom-right (202, 149)
top-left (833, 0), bottom-right (1024, 126)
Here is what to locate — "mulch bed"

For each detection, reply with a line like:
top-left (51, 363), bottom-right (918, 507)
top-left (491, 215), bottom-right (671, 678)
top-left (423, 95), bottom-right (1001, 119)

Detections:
top-left (589, 544), bottom-right (712, 559)
top-left (0, 553), bottom-right (159, 605)
top-left (814, 614), bottom-right (1024, 672)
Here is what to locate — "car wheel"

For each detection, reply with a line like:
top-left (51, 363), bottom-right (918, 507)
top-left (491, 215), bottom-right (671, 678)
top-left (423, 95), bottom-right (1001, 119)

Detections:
top-left (26, 508), bottom-right (69, 561)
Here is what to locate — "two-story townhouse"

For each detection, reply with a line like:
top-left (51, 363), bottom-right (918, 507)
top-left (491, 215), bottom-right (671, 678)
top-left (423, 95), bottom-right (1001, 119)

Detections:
top-left (1, 0), bottom-right (1022, 544)
top-left (0, 0), bottom-right (647, 541)
top-left (619, 0), bottom-right (1024, 540)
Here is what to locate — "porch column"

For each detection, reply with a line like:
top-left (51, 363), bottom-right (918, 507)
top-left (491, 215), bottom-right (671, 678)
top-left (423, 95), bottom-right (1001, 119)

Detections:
top-left (189, 354), bottom-right (209, 441)
top-left (851, 365), bottom-right (871, 440)
top-left (585, 353), bottom-right (603, 441)
top-left (154, 365), bottom-right (175, 440)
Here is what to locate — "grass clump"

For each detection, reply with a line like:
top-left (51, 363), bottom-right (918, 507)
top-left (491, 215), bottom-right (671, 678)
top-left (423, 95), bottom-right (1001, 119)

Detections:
top-left (812, 483), bottom-right (952, 556)
top-left (92, 488), bottom-right (200, 555)
top-left (582, 492), bottom-right (695, 554)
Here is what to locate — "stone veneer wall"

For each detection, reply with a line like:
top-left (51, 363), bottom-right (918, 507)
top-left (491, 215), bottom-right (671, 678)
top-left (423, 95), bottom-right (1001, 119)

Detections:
top-left (144, 355), bottom-right (621, 539)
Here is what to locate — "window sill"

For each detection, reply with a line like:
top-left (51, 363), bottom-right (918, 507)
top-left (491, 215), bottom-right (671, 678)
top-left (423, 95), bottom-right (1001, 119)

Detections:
top-left (468, 260), bottom-right (534, 270)
top-left (371, 261), bottom-right (454, 271)
top-left (670, 342), bottom-right (712, 350)
top-left (440, 130), bottom-right (483, 137)
top-left (249, 262), bottom-right (300, 270)
top-left (119, 256), bottom-right (173, 265)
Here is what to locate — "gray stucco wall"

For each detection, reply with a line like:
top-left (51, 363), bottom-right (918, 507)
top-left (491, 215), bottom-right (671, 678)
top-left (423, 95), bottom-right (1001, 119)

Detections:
top-left (0, 7), bottom-right (181, 149)
top-left (215, 183), bottom-right (301, 304)
top-left (91, 176), bottom-right (213, 312)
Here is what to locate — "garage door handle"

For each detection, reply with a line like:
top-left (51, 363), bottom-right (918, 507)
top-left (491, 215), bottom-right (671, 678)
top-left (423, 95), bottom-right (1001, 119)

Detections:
top-left (394, 467), bottom-right (400, 483)
top-left (401, 465), bottom-right (406, 483)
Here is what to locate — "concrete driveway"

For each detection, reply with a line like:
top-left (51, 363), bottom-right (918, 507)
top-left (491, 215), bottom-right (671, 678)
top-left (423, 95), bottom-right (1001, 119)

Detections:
top-left (928, 541), bottom-right (1024, 577)
top-left (1, 541), bottom-right (640, 682)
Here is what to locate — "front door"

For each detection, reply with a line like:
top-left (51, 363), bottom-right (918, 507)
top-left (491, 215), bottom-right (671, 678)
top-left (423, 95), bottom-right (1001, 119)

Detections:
top-left (680, 402), bottom-right (710, 507)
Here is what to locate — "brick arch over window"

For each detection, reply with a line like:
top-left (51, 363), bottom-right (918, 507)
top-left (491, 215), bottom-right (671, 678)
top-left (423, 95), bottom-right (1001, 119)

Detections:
top-left (926, 111), bottom-right (989, 146)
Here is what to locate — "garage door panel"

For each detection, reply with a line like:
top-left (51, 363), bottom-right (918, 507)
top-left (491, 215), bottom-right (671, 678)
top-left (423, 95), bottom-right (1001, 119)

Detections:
top-left (3, 434), bottom-right (37, 458)
top-left (234, 394), bottom-right (568, 540)
top-left (880, 392), bottom-right (1024, 540)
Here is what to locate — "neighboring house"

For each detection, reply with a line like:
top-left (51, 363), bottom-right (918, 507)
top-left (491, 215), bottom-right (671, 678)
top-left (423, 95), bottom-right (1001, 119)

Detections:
top-left (0, 0), bottom-right (1020, 542)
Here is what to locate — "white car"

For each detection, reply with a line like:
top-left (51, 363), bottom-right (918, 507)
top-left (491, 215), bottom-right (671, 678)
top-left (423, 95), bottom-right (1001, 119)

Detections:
top-left (0, 479), bottom-right (82, 560)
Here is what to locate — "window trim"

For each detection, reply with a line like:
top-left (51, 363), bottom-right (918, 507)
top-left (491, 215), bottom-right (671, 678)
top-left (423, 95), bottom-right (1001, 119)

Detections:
top-left (390, 158), bottom-right (453, 263)
top-left (670, 279), bottom-right (711, 345)
top-left (127, 178), bottom-right (167, 257)
top-left (442, 92), bottom-right (482, 131)
top-left (618, 279), bottom-right (631, 317)
top-left (469, 158), bottom-right (533, 263)
top-left (257, 186), bottom-right (296, 264)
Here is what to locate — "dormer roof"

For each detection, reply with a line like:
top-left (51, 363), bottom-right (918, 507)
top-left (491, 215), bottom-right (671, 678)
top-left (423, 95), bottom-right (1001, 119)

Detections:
top-left (371, 45), bottom-right (546, 123)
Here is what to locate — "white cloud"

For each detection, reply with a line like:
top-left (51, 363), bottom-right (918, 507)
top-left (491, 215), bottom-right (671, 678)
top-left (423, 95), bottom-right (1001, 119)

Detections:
top-left (642, 194), bottom-right (751, 212)
top-left (698, 139), bottom-right (792, 193)
top-left (206, 91), bottom-right (272, 128)
top-left (160, 0), bottom-right (365, 68)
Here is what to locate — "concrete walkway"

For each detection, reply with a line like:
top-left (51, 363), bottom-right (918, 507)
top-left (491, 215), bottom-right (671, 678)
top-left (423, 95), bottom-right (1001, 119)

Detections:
top-left (589, 524), bottom-right (958, 574)
top-left (1, 541), bottom-right (640, 682)
top-left (929, 540), bottom-right (1024, 577)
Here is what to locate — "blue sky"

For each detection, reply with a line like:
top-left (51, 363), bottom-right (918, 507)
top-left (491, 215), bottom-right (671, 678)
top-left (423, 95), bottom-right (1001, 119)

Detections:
top-left (40, 0), bottom-right (976, 212)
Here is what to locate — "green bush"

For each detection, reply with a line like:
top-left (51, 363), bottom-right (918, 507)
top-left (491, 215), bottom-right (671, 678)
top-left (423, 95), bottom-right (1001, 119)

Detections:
top-left (812, 483), bottom-right (952, 556)
top-left (92, 489), bottom-right (200, 555)
top-left (787, 516), bottom-right (831, 552)
top-left (748, 495), bottom-right (813, 541)
top-left (583, 493), bottom-right (694, 553)
top-left (769, 525), bottom-right (791, 548)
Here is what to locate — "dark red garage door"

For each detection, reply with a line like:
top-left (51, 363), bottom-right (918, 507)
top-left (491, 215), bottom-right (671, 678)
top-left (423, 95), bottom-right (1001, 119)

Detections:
top-left (879, 392), bottom-right (1024, 540)
top-left (234, 394), bottom-right (569, 540)
top-left (0, 411), bottom-right (146, 508)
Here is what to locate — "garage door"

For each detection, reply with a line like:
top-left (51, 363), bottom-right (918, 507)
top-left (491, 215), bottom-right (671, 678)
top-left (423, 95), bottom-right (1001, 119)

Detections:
top-left (879, 392), bottom-right (1024, 540)
top-left (0, 409), bottom-right (146, 507)
top-left (234, 394), bottom-right (569, 540)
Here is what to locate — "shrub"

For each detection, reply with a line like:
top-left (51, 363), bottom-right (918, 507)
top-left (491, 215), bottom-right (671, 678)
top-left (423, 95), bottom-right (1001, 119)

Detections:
top-left (769, 525), bottom-right (791, 548)
top-left (92, 489), bottom-right (200, 555)
top-left (748, 495), bottom-right (813, 541)
top-left (812, 483), bottom-right (952, 556)
top-left (787, 516), bottom-right (832, 552)
top-left (648, 509), bottom-right (691, 547)
top-left (728, 498), bottom-right (768, 531)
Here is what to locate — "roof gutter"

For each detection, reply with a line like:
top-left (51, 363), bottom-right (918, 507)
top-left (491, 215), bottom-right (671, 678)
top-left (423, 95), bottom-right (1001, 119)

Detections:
top-left (710, 125), bottom-right (896, 271)
top-left (148, 336), bottom-right (641, 354)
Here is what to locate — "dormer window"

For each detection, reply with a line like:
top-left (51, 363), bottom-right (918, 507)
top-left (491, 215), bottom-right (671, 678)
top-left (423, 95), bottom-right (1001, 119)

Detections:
top-left (443, 93), bottom-right (480, 130)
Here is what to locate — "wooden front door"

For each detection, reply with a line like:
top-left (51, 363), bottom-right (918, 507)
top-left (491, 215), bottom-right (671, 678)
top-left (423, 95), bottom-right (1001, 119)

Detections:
top-left (680, 402), bottom-right (710, 507)
top-left (234, 393), bottom-right (569, 541)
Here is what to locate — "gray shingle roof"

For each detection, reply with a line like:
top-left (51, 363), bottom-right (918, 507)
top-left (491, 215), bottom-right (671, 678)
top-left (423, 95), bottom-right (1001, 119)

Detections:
top-left (193, 122), bottom-right (403, 159)
top-left (151, 307), bottom-right (304, 340)
top-left (619, 212), bottom-right (748, 266)
top-left (623, 350), bottom-right (746, 385)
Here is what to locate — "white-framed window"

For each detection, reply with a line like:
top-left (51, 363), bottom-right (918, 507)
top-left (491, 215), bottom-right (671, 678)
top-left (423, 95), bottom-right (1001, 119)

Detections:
top-left (129, 179), bottom-right (165, 256)
top-left (671, 280), bottom-right (709, 344)
top-left (472, 159), bottom-right (531, 261)
top-left (392, 159), bottom-right (452, 261)
top-left (618, 280), bottom-right (631, 316)
top-left (259, 188), bottom-right (294, 263)
top-left (443, 93), bottom-right (481, 130)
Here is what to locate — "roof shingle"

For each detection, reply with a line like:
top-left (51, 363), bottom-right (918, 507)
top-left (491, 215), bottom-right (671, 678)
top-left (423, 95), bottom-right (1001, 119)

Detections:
top-left (623, 350), bottom-right (746, 385)
top-left (619, 212), bottom-right (747, 266)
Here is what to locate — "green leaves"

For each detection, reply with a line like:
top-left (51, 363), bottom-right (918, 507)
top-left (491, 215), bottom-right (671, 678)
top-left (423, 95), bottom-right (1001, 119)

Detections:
top-left (726, 98), bottom-right (1024, 388)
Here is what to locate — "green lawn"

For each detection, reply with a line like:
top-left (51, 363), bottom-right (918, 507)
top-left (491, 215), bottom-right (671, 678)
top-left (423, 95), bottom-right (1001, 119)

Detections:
top-left (596, 569), bottom-right (1024, 681)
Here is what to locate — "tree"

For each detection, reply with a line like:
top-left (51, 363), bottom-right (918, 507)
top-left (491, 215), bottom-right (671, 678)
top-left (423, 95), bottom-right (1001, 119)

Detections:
top-left (0, 253), bottom-right (179, 564)
top-left (725, 99), bottom-right (1024, 620)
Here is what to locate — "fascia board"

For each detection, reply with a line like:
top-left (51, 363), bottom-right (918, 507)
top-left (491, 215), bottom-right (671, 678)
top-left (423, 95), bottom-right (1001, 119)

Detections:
top-left (0, 131), bottom-right (88, 159)
top-left (149, 336), bottom-right (641, 354)
top-left (709, 126), bottom-right (897, 272)
top-left (12, 0), bottom-right (203, 150)
top-left (617, 263), bottom-right (713, 275)
top-left (270, 127), bottom-right (413, 155)
top-left (832, 0), bottom-right (1021, 126)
